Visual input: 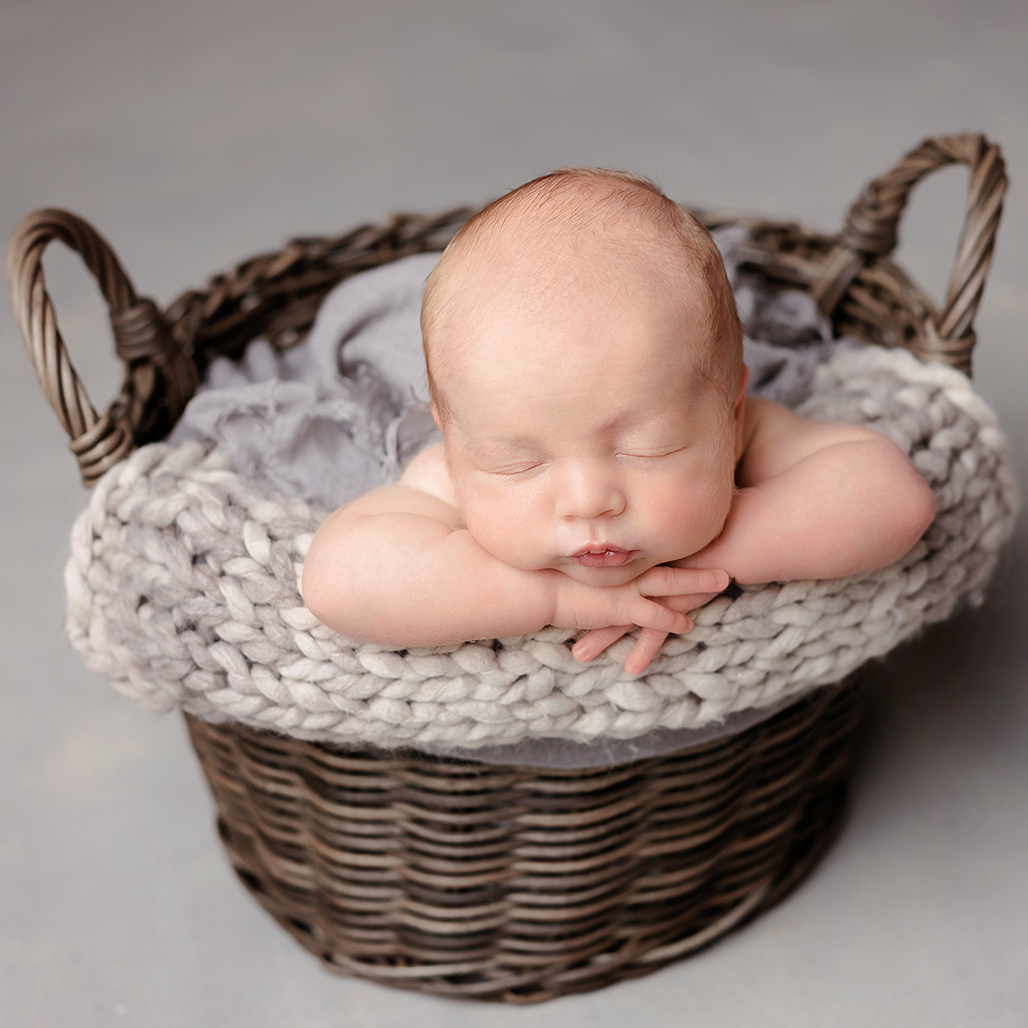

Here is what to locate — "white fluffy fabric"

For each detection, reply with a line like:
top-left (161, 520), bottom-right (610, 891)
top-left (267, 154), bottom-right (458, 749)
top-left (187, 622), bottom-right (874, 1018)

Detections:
top-left (65, 343), bottom-right (1018, 750)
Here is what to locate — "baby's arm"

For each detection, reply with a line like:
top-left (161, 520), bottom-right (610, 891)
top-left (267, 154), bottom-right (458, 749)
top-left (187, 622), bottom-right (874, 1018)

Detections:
top-left (302, 448), bottom-right (725, 650)
top-left (682, 398), bottom-right (936, 583)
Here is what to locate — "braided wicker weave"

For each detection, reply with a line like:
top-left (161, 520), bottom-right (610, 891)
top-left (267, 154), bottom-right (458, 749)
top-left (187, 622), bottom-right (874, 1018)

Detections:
top-left (7, 134), bottom-right (1007, 1001)
top-left (186, 681), bottom-right (861, 1001)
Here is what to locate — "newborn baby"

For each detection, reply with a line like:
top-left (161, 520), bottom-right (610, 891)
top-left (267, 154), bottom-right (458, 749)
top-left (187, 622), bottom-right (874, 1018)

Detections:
top-left (303, 168), bottom-right (936, 675)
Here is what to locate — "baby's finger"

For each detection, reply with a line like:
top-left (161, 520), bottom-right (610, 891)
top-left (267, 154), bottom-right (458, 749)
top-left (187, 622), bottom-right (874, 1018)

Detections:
top-left (659, 591), bottom-right (722, 614)
top-left (637, 566), bottom-right (729, 597)
top-left (630, 597), bottom-right (693, 636)
top-left (572, 625), bottom-right (632, 663)
top-left (625, 628), bottom-right (668, 675)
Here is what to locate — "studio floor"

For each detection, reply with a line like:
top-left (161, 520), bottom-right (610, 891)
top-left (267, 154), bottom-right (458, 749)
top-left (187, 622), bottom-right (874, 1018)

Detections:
top-left (1, 2), bottom-right (1026, 1025)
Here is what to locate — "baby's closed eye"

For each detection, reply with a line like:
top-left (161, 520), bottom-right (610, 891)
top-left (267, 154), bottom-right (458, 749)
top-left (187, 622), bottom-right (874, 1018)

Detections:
top-left (616, 445), bottom-right (688, 461)
top-left (485, 461), bottom-right (547, 477)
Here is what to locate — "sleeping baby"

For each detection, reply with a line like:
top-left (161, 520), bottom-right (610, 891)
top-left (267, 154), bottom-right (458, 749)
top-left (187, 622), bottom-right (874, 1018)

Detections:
top-left (302, 168), bottom-right (936, 675)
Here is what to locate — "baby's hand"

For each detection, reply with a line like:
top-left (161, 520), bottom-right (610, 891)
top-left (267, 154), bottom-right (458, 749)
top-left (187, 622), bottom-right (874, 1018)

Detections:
top-left (558, 567), bottom-right (728, 675)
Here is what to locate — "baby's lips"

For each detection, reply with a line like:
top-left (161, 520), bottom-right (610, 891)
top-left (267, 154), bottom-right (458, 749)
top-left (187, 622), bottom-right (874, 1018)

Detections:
top-left (568, 547), bottom-right (638, 568)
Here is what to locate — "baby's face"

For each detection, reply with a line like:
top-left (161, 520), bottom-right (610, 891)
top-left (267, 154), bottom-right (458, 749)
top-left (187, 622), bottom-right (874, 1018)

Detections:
top-left (434, 269), bottom-right (743, 587)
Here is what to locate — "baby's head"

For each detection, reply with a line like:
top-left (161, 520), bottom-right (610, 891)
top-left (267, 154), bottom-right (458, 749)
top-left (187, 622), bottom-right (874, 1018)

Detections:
top-left (421, 168), bottom-right (746, 585)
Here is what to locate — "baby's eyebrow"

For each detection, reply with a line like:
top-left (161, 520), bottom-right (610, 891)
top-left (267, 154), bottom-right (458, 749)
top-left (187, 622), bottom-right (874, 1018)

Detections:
top-left (462, 436), bottom-right (541, 457)
top-left (466, 443), bottom-right (551, 472)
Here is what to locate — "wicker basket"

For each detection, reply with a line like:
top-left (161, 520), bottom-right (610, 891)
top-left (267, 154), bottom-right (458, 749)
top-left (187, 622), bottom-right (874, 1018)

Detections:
top-left (7, 134), bottom-right (1007, 1003)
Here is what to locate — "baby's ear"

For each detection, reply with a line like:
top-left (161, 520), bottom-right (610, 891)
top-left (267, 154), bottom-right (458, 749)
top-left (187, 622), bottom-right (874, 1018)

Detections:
top-left (431, 404), bottom-right (443, 431)
top-left (734, 365), bottom-right (749, 462)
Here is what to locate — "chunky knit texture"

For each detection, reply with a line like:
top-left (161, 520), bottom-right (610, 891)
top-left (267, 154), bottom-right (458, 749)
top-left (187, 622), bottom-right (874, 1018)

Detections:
top-left (65, 344), bottom-right (1018, 749)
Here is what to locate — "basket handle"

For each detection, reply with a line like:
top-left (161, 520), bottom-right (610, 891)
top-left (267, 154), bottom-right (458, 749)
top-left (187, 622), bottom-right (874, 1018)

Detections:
top-left (6, 208), bottom-right (197, 486)
top-left (811, 133), bottom-right (1007, 371)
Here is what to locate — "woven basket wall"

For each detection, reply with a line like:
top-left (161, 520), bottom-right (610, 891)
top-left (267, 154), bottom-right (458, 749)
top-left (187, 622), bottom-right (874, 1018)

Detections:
top-left (7, 134), bottom-right (1006, 1002)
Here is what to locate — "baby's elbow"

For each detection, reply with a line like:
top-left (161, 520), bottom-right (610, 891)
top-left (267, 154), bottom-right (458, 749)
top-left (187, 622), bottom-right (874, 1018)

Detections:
top-left (301, 529), bottom-right (360, 633)
top-left (300, 552), bottom-right (338, 628)
top-left (889, 467), bottom-right (936, 555)
top-left (302, 563), bottom-right (376, 640)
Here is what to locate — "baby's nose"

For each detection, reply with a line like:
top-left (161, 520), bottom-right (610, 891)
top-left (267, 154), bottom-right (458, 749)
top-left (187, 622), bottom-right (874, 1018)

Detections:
top-left (555, 465), bottom-right (627, 520)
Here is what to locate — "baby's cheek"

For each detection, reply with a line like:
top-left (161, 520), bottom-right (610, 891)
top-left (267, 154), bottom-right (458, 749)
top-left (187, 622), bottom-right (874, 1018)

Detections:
top-left (655, 480), bottom-right (731, 552)
top-left (702, 478), bottom-right (735, 528)
top-left (462, 496), bottom-right (536, 566)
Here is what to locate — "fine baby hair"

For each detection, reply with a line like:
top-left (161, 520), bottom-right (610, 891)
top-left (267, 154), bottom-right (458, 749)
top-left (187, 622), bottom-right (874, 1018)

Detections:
top-left (421, 166), bottom-right (744, 418)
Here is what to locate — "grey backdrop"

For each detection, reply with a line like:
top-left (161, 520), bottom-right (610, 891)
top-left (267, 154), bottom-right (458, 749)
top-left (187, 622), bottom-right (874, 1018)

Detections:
top-left (1, 1), bottom-right (1025, 1025)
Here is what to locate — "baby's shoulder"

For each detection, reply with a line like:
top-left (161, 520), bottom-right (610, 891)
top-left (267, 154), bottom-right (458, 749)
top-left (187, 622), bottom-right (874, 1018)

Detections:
top-left (738, 396), bottom-right (879, 486)
top-left (740, 396), bottom-right (795, 447)
top-left (399, 442), bottom-right (459, 509)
